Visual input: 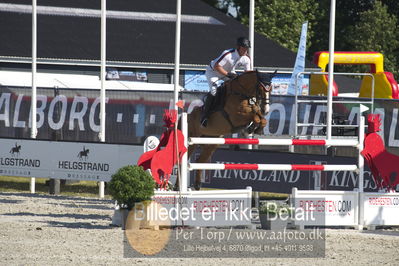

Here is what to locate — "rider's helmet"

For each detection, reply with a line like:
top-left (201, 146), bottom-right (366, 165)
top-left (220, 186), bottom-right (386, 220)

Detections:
top-left (237, 37), bottom-right (251, 48)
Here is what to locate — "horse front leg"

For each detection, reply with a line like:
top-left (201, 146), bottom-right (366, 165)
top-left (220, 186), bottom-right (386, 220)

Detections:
top-left (254, 113), bottom-right (267, 135)
top-left (194, 144), bottom-right (219, 190)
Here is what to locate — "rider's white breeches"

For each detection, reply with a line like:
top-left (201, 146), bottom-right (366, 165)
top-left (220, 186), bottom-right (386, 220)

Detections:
top-left (205, 66), bottom-right (224, 96)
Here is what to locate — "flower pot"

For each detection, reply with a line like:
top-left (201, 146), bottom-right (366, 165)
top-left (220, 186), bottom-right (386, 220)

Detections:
top-left (259, 214), bottom-right (274, 229)
top-left (108, 165), bottom-right (155, 228)
top-left (260, 214), bottom-right (291, 230)
top-left (124, 204), bottom-right (147, 231)
top-left (121, 208), bottom-right (130, 230)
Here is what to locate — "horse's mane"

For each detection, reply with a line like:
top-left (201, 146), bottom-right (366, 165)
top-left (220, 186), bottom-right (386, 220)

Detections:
top-left (238, 70), bottom-right (256, 77)
top-left (234, 70), bottom-right (273, 85)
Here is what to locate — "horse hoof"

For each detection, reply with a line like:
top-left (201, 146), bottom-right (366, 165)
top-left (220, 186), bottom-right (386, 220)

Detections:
top-left (194, 183), bottom-right (201, 191)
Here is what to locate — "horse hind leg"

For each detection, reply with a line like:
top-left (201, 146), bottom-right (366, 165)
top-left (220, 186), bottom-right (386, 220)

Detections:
top-left (194, 144), bottom-right (219, 190)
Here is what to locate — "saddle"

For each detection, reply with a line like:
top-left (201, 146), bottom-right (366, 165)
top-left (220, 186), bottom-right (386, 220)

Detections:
top-left (205, 84), bottom-right (226, 114)
top-left (201, 84), bottom-right (255, 134)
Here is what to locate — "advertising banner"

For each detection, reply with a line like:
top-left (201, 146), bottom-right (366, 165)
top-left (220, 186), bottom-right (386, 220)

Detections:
top-left (271, 74), bottom-right (310, 96)
top-left (291, 189), bottom-right (359, 228)
top-left (150, 192), bottom-right (252, 227)
top-left (184, 70), bottom-right (209, 92)
top-left (360, 192), bottom-right (399, 226)
top-left (0, 138), bottom-right (142, 181)
top-left (1, 86), bottom-right (398, 152)
top-left (106, 68), bottom-right (147, 81)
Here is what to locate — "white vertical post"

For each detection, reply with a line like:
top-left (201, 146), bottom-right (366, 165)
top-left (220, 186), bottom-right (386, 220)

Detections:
top-left (358, 115), bottom-right (365, 193)
top-left (249, 0), bottom-right (255, 69)
top-left (98, 0), bottom-right (107, 198)
top-left (173, 0), bottom-right (182, 110)
top-left (180, 113), bottom-right (188, 192)
top-left (358, 192), bottom-right (364, 230)
top-left (30, 0), bottom-right (37, 194)
top-left (247, 0), bottom-right (255, 151)
top-left (357, 115), bottom-right (365, 230)
top-left (249, 0), bottom-right (258, 206)
top-left (326, 0), bottom-right (336, 140)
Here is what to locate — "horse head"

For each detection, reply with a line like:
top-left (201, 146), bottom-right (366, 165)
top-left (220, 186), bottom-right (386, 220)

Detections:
top-left (257, 70), bottom-right (275, 114)
top-left (228, 70), bottom-right (274, 115)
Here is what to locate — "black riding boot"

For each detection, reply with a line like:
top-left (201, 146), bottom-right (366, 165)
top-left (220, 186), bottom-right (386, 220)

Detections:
top-left (200, 94), bottom-right (215, 127)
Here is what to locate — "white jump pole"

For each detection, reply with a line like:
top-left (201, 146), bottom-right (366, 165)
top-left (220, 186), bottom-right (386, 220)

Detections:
top-left (357, 104), bottom-right (369, 193)
top-left (326, 0), bottom-right (336, 140)
top-left (173, 0), bottom-right (181, 110)
top-left (30, 0), bottom-right (37, 194)
top-left (358, 113), bottom-right (366, 193)
top-left (247, 0), bottom-right (255, 151)
top-left (98, 0), bottom-right (107, 198)
top-left (358, 115), bottom-right (365, 230)
top-left (174, 0), bottom-right (183, 191)
top-left (180, 113), bottom-right (188, 192)
top-left (248, 0), bottom-right (260, 209)
top-left (356, 108), bottom-right (366, 230)
top-left (249, 0), bottom-right (254, 68)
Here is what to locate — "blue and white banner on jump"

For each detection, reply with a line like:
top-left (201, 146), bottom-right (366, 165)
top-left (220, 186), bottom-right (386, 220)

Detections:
top-left (287, 21), bottom-right (308, 95)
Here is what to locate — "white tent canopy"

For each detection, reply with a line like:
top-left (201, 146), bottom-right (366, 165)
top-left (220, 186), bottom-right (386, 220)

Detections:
top-left (0, 70), bottom-right (179, 91)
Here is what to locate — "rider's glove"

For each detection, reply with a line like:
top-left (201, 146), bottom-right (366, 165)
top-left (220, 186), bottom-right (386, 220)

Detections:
top-left (226, 72), bottom-right (238, 79)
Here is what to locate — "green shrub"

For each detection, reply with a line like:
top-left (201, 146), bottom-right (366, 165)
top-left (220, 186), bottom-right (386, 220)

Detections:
top-left (108, 165), bottom-right (155, 210)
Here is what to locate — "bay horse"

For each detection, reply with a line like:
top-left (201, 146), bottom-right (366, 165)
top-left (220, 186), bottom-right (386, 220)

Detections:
top-left (186, 70), bottom-right (274, 190)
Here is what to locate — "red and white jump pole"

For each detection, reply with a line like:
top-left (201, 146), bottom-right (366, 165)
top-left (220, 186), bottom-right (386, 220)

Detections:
top-left (189, 138), bottom-right (359, 147)
top-left (189, 163), bottom-right (358, 171)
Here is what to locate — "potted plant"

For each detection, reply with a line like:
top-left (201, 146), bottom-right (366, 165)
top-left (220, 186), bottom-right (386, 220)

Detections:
top-left (108, 165), bottom-right (155, 230)
top-left (258, 201), bottom-right (292, 230)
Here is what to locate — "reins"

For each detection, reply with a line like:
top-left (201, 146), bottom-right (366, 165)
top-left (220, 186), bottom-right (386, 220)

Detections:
top-left (228, 72), bottom-right (269, 104)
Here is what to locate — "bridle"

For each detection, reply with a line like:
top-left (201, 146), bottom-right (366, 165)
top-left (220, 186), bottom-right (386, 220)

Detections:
top-left (228, 70), bottom-right (272, 111)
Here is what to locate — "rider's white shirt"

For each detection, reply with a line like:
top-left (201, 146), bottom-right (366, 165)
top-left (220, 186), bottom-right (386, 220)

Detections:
top-left (206, 49), bottom-right (251, 95)
top-left (209, 48), bottom-right (251, 78)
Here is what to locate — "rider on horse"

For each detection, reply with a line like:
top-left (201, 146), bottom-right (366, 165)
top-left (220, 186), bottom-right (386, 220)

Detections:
top-left (201, 37), bottom-right (252, 127)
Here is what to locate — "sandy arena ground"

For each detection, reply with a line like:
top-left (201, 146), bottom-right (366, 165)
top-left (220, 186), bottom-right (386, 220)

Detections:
top-left (1, 192), bottom-right (399, 265)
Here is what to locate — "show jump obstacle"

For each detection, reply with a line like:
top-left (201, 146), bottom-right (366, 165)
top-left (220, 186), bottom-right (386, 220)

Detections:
top-left (183, 113), bottom-right (363, 185)
top-left (141, 108), bottom-right (399, 229)
top-left (181, 109), bottom-right (399, 230)
top-left (176, 111), bottom-right (365, 228)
